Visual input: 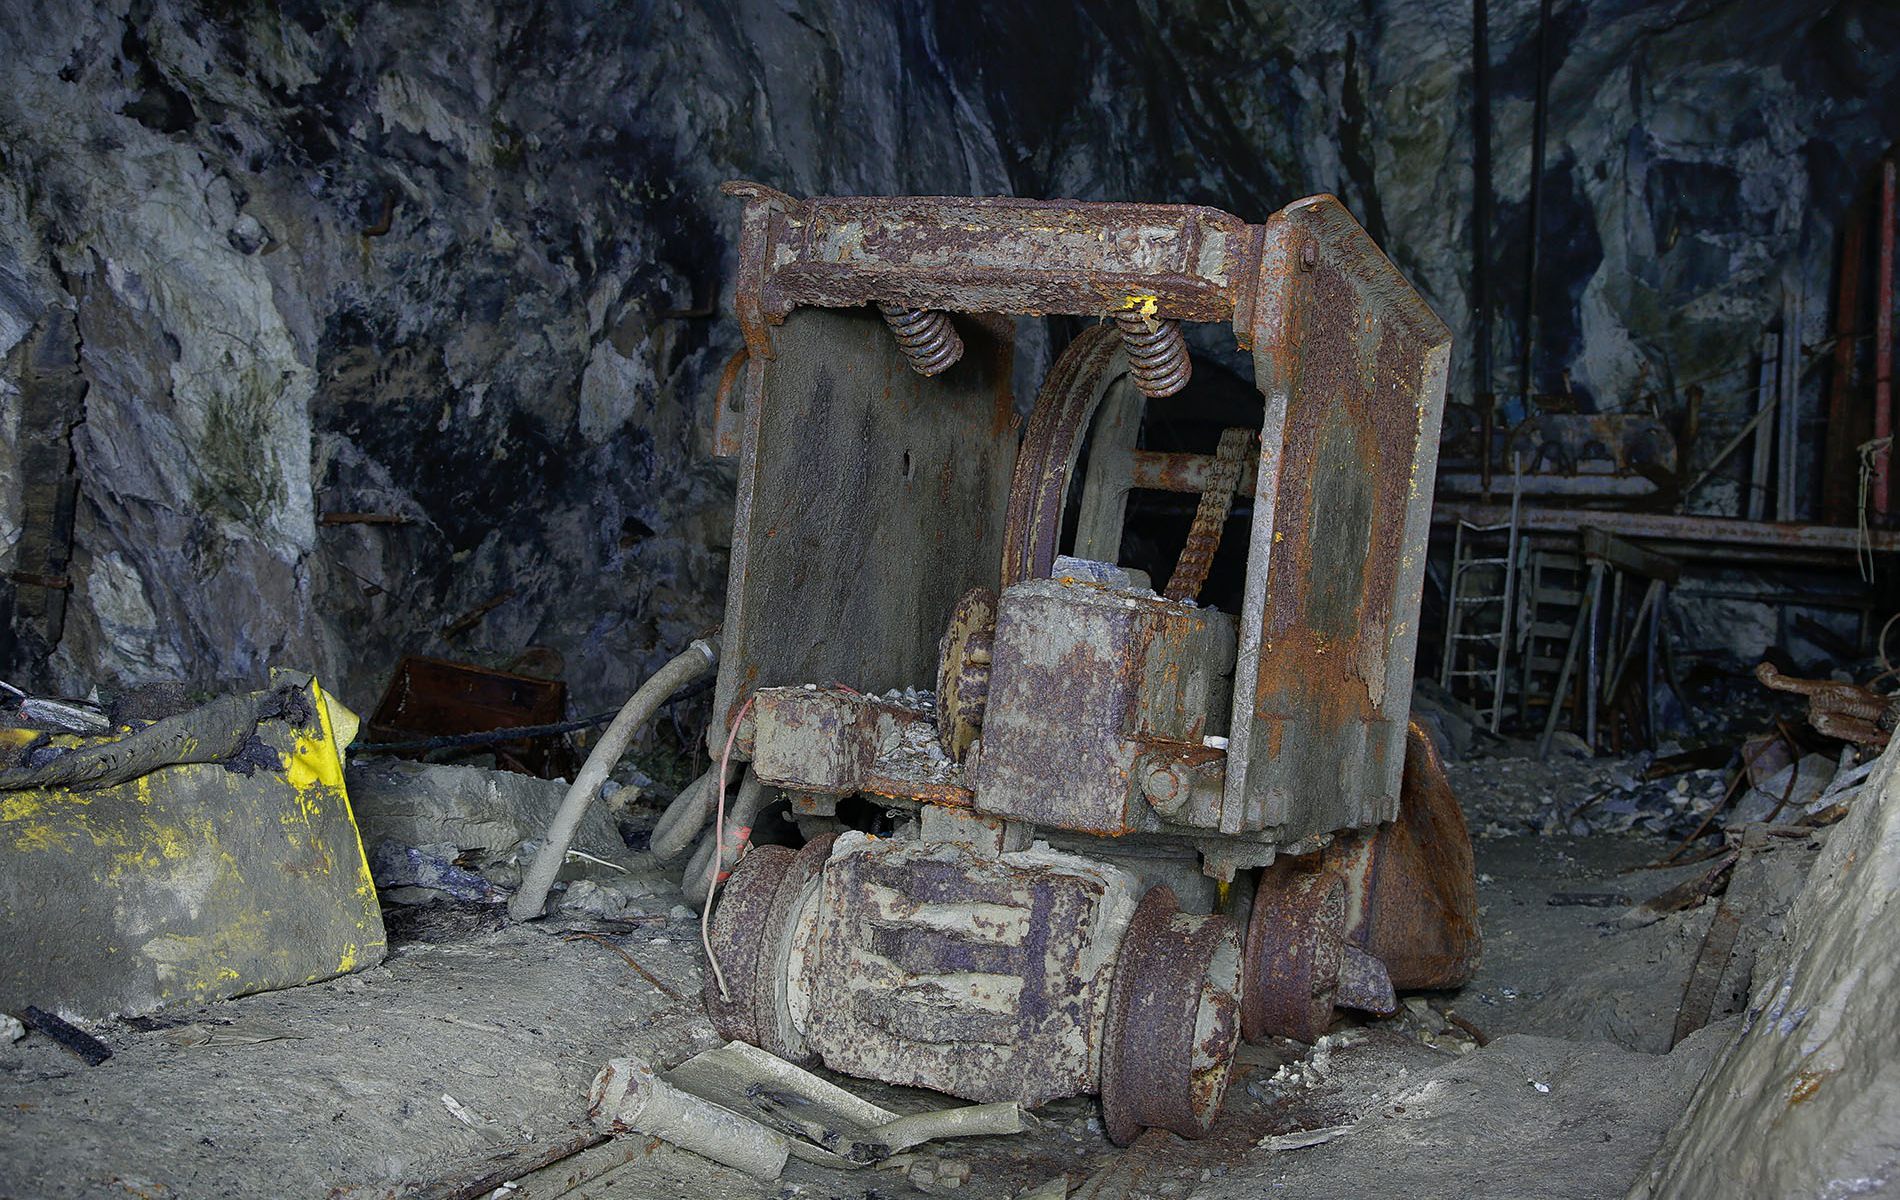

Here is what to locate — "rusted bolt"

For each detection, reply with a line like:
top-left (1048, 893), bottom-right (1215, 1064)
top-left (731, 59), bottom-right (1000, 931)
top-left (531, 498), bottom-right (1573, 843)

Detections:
top-left (1113, 312), bottom-right (1191, 398)
top-left (1140, 759), bottom-right (1190, 815)
top-left (1299, 242), bottom-right (1319, 271)
top-left (879, 303), bottom-right (964, 376)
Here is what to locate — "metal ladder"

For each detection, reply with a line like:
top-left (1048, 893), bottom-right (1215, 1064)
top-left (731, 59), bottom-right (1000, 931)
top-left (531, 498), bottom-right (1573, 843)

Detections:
top-left (1440, 467), bottom-right (1522, 731)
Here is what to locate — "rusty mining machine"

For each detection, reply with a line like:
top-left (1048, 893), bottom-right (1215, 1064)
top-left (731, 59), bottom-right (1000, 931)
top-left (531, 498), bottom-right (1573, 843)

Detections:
top-left (671, 182), bottom-right (1480, 1144)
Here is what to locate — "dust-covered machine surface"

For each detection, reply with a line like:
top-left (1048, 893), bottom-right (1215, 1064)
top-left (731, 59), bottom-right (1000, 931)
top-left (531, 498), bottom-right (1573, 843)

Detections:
top-left (681, 182), bottom-right (1481, 1144)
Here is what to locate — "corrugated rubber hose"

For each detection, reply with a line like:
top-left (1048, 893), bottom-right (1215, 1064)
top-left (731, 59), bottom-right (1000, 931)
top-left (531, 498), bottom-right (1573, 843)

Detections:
top-left (508, 636), bottom-right (719, 922)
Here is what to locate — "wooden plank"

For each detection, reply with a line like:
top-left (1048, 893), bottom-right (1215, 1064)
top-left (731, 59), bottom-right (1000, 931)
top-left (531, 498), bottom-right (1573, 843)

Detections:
top-left (1777, 288), bottom-right (1802, 520)
top-left (1750, 331), bottom-right (1776, 522)
top-left (1433, 502), bottom-right (1900, 553)
top-left (1582, 527), bottom-right (1681, 584)
top-left (1072, 377), bottom-right (1143, 563)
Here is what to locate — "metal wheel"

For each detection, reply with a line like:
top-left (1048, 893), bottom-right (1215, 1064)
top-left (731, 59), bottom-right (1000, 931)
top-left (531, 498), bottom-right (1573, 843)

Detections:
top-left (1100, 886), bottom-right (1244, 1144)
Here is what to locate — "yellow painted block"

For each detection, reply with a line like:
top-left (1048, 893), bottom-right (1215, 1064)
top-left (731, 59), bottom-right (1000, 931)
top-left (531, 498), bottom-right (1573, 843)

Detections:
top-left (0, 674), bottom-right (386, 1018)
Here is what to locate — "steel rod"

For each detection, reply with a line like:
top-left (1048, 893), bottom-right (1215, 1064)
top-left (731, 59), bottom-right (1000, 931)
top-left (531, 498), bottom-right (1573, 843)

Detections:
top-left (1876, 156), bottom-right (1895, 520)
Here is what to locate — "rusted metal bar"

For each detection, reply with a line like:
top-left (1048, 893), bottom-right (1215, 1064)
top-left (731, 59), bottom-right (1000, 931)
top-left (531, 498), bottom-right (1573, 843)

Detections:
top-left (1877, 156), bottom-right (1895, 520)
top-left (1128, 449), bottom-right (1259, 495)
top-left (1823, 180), bottom-right (1868, 523)
top-left (1472, 0), bottom-right (1494, 415)
top-left (1778, 288), bottom-right (1802, 519)
top-left (1433, 501), bottom-right (1900, 553)
top-left (6, 571), bottom-right (71, 590)
top-left (1750, 332), bottom-right (1777, 521)
top-left (722, 181), bottom-right (1260, 361)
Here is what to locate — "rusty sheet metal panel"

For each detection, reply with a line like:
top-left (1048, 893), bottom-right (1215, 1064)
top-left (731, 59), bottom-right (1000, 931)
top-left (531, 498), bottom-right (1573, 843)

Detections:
top-left (975, 578), bottom-right (1235, 836)
top-left (797, 832), bottom-right (1140, 1108)
top-left (1225, 196), bottom-right (1451, 843)
top-left (712, 306), bottom-right (1017, 734)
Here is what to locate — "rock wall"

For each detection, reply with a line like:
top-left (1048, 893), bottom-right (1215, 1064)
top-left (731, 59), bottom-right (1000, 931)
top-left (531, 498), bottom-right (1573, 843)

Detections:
top-left (1, 0), bottom-right (1895, 714)
top-left (1630, 734), bottom-right (1900, 1197)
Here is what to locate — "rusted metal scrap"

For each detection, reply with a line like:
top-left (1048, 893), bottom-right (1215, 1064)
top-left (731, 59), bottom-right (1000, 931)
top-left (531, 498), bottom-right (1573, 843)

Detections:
top-left (1755, 661), bottom-right (1899, 747)
top-left (698, 183), bottom-right (1473, 1146)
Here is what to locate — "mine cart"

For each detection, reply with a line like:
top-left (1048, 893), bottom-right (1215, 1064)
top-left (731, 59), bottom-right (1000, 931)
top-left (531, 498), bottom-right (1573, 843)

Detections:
top-left (688, 182), bottom-right (1480, 1144)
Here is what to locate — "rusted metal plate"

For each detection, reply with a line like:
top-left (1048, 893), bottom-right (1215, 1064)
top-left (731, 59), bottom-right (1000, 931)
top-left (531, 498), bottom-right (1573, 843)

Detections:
top-left (711, 305), bottom-right (1018, 740)
top-left (1317, 723), bottom-right (1480, 994)
top-left (798, 833), bottom-right (1140, 1108)
top-left (974, 578), bottom-right (1235, 835)
top-left (368, 656), bottom-right (569, 777)
top-left (1226, 195), bottom-right (1451, 844)
top-left (1354, 725), bottom-right (1481, 989)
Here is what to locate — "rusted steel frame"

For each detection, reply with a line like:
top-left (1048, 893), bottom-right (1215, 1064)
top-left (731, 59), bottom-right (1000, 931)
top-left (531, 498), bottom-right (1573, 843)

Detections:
top-left (1877, 157), bottom-right (1895, 519)
top-left (1432, 501), bottom-right (1900, 553)
top-left (1000, 323), bottom-right (1129, 587)
top-left (1164, 427), bottom-right (1254, 601)
top-left (721, 180), bottom-right (1266, 359)
top-left (1224, 195), bottom-right (1451, 842)
top-left (1822, 180), bottom-right (1868, 522)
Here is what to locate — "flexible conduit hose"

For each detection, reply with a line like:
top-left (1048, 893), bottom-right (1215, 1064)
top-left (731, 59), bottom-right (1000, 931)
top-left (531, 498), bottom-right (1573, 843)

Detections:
top-left (649, 761), bottom-right (733, 863)
top-left (508, 636), bottom-right (719, 922)
top-left (681, 769), bottom-right (770, 911)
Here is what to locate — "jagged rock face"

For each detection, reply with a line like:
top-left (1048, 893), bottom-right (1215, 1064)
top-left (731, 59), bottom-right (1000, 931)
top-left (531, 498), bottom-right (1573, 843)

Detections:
top-left (0, 0), bottom-right (1895, 712)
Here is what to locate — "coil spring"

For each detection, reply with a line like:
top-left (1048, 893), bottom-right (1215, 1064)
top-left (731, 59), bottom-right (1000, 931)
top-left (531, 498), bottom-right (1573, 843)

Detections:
top-left (1114, 312), bottom-right (1192, 398)
top-left (879, 304), bottom-right (965, 377)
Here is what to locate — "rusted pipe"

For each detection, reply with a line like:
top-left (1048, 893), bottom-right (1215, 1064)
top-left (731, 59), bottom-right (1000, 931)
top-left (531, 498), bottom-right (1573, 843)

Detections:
top-left (682, 769), bottom-right (771, 911)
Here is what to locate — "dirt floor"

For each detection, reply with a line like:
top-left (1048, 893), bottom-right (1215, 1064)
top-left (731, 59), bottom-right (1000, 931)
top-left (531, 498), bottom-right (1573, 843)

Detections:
top-left (0, 750), bottom-right (1821, 1200)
